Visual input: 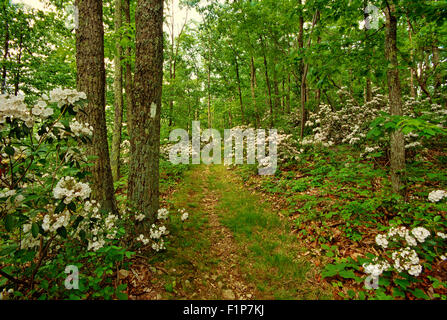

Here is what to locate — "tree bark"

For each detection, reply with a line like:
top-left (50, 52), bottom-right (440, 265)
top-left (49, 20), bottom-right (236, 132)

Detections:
top-left (260, 36), bottom-right (273, 127)
top-left (75, 0), bottom-right (117, 214)
top-left (385, 2), bottom-right (406, 196)
top-left (123, 0), bottom-right (134, 151)
top-left (250, 57), bottom-right (260, 128)
top-left (1, 10), bottom-right (9, 94)
top-left (111, 0), bottom-right (123, 181)
top-left (234, 52), bottom-right (244, 124)
top-left (128, 0), bottom-right (164, 221)
top-left (300, 10), bottom-right (319, 139)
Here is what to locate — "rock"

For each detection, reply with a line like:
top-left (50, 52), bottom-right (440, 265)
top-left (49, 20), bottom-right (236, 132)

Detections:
top-left (119, 269), bottom-right (129, 279)
top-left (222, 289), bottom-right (236, 300)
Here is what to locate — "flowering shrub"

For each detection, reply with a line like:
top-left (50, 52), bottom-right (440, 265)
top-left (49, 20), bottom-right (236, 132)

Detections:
top-left (0, 89), bottom-right (125, 298)
top-left (134, 207), bottom-right (189, 253)
top-left (428, 190), bottom-right (447, 203)
top-left (358, 223), bottom-right (447, 299)
top-left (302, 88), bottom-right (447, 158)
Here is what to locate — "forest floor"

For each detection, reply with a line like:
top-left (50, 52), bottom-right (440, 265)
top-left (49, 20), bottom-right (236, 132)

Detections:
top-left (125, 165), bottom-right (332, 300)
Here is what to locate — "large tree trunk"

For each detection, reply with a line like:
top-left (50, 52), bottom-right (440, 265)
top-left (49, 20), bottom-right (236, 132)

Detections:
top-left (111, 0), bottom-right (123, 181)
top-left (75, 0), bottom-right (117, 214)
top-left (128, 0), bottom-right (163, 222)
top-left (385, 3), bottom-right (406, 196)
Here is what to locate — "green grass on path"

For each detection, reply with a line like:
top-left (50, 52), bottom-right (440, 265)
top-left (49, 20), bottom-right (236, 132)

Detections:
top-left (150, 164), bottom-right (330, 299)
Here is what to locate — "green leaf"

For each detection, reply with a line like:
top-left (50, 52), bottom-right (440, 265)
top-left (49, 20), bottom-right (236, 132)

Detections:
top-left (57, 226), bottom-right (67, 238)
top-left (411, 288), bottom-right (429, 299)
top-left (31, 222), bottom-right (39, 238)
top-left (116, 291), bottom-right (128, 300)
top-left (4, 146), bottom-right (15, 156)
top-left (4, 215), bottom-right (16, 232)
top-left (55, 201), bottom-right (66, 214)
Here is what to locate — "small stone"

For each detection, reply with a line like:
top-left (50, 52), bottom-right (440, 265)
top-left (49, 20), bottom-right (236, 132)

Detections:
top-left (119, 269), bottom-right (129, 279)
top-left (222, 289), bottom-right (235, 300)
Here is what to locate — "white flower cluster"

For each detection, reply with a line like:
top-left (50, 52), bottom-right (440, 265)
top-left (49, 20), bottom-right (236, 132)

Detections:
top-left (302, 88), bottom-right (446, 156)
top-left (157, 208), bottom-right (169, 220)
top-left (0, 189), bottom-right (25, 214)
top-left (428, 190), bottom-right (447, 203)
top-left (53, 176), bottom-right (91, 204)
top-left (437, 232), bottom-right (447, 239)
top-left (70, 119), bottom-right (93, 137)
top-left (31, 100), bottom-right (53, 119)
top-left (42, 209), bottom-right (71, 232)
top-left (178, 208), bottom-right (189, 221)
top-left (369, 226), bottom-right (432, 277)
top-left (363, 259), bottom-right (391, 277)
top-left (49, 88), bottom-right (87, 108)
top-left (392, 248), bottom-right (422, 276)
top-left (72, 200), bottom-right (119, 251)
top-left (152, 239), bottom-right (166, 252)
top-left (135, 213), bottom-right (145, 222)
top-left (136, 234), bottom-right (150, 245)
top-left (150, 224), bottom-right (167, 240)
top-left (0, 94), bottom-right (33, 128)
top-left (385, 226), bottom-right (430, 247)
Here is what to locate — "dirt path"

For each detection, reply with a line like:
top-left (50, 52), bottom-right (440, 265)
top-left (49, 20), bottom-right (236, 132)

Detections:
top-left (126, 165), bottom-right (329, 300)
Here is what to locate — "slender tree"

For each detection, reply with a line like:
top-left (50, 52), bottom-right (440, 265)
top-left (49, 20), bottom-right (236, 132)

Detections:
top-left (385, 2), bottom-right (406, 196)
top-left (75, 0), bottom-right (117, 214)
top-left (128, 0), bottom-right (164, 221)
top-left (111, 0), bottom-right (124, 181)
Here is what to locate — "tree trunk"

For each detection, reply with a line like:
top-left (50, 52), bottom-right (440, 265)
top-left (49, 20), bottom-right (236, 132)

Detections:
top-left (300, 10), bottom-right (319, 139)
top-left (234, 52), bottom-right (244, 124)
top-left (123, 0), bottom-right (134, 151)
top-left (207, 33), bottom-right (212, 129)
top-left (250, 57), bottom-right (259, 128)
top-left (261, 36), bottom-right (273, 127)
top-left (1, 15), bottom-right (9, 94)
top-left (75, 0), bottom-right (117, 214)
top-left (128, 0), bottom-right (164, 221)
top-left (286, 73), bottom-right (291, 113)
top-left (385, 3), bottom-right (406, 196)
top-left (111, 0), bottom-right (123, 181)
top-left (14, 32), bottom-right (23, 96)
top-left (407, 18), bottom-right (416, 98)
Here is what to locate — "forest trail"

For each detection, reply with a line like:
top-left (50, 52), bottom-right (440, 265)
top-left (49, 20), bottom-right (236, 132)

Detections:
top-left (128, 165), bottom-right (330, 300)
